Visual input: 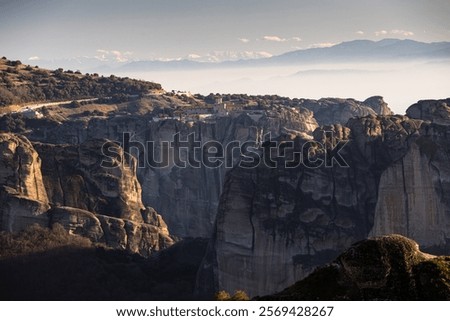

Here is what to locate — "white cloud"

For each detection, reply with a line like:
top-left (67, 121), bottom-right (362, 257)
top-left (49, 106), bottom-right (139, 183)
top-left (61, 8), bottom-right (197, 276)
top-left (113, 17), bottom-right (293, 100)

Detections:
top-left (261, 35), bottom-right (302, 43)
top-left (28, 56), bottom-right (40, 61)
top-left (375, 29), bottom-right (414, 37)
top-left (238, 38), bottom-right (250, 43)
top-left (185, 51), bottom-right (272, 62)
top-left (308, 42), bottom-right (336, 49)
top-left (356, 30), bottom-right (364, 35)
top-left (391, 29), bottom-right (414, 36)
top-left (375, 30), bottom-right (388, 36)
top-left (262, 35), bottom-right (287, 42)
top-left (95, 49), bottom-right (133, 62)
top-left (187, 53), bottom-right (202, 59)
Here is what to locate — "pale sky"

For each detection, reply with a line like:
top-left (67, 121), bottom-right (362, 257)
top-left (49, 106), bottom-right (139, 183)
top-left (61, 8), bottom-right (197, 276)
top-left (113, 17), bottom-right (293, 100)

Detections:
top-left (1, 0), bottom-right (450, 62)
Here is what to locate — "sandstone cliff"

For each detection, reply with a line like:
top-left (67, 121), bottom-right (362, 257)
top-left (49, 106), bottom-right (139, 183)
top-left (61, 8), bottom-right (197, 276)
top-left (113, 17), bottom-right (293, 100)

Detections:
top-left (0, 133), bottom-right (49, 232)
top-left (0, 134), bottom-right (174, 256)
top-left (24, 107), bottom-right (318, 237)
top-left (33, 139), bottom-right (144, 222)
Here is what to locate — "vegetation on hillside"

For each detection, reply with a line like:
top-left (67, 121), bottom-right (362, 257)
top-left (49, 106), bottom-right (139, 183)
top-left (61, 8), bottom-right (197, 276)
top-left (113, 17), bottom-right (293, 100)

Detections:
top-left (0, 57), bottom-right (161, 107)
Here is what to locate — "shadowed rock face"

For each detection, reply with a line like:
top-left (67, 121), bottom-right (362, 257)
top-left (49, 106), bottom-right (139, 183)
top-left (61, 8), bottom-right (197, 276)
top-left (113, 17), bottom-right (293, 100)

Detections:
top-left (198, 112), bottom-right (450, 298)
top-left (33, 139), bottom-right (144, 222)
top-left (6, 94), bottom-right (392, 239)
top-left (261, 235), bottom-right (450, 300)
top-left (24, 108), bottom-right (318, 238)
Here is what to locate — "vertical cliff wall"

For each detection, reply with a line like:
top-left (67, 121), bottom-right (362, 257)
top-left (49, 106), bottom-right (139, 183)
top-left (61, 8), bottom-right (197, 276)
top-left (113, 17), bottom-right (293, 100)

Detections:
top-left (370, 143), bottom-right (449, 247)
top-left (198, 114), bottom-right (450, 298)
top-left (25, 108), bottom-right (318, 237)
top-left (0, 134), bottom-right (50, 232)
top-left (0, 135), bottom-right (175, 256)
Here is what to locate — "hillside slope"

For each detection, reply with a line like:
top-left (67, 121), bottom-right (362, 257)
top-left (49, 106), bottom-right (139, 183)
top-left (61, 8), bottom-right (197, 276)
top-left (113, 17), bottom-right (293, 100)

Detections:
top-left (0, 57), bottom-right (161, 108)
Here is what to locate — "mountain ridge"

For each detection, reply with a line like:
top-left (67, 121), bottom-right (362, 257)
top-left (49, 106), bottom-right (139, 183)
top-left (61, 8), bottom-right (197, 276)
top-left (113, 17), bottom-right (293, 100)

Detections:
top-left (18, 39), bottom-right (450, 73)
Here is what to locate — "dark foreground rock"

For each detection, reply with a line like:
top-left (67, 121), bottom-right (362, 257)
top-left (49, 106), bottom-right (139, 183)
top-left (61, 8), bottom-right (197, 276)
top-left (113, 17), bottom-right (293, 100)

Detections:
top-left (261, 235), bottom-right (450, 300)
top-left (0, 224), bottom-right (208, 300)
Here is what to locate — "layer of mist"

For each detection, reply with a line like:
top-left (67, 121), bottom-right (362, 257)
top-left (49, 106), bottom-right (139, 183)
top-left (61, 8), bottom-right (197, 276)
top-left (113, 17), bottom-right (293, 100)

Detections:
top-left (121, 60), bottom-right (450, 114)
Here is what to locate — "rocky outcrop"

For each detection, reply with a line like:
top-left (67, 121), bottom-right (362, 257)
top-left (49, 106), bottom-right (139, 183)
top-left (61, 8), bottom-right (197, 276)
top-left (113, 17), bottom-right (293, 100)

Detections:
top-left (363, 96), bottom-right (393, 116)
top-left (0, 134), bottom-right (50, 232)
top-left (3, 91), bottom-right (450, 299)
top-left (49, 206), bottom-right (174, 256)
top-left (25, 108), bottom-right (318, 238)
top-left (33, 139), bottom-right (144, 222)
top-left (262, 235), bottom-right (450, 300)
top-left (0, 187), bottom-right (50, 232)
top-left (198, 113), bottom-right (450, 298)
top-left (135, 108), bottom-right (317, 238)
top-left (0, 133), bottom-right (48, 202)
top-left (406, 98), bottom-right (450, 125)
top-left (298, 96), bottom-right (393, 126)
top-left (0, 134), bottom-right (175, 255)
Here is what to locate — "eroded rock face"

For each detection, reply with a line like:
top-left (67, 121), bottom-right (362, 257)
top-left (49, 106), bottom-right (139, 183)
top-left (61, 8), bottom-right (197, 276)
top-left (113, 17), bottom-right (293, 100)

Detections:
top-left (263, 235), bottom-right (449, 300)
top-left (0, 134), bottom-right (174, 255)
top-left (298, 96), bottom-right (393, 126)
top-left (368, 116), bottom-right (450, 246)
top-left (406, 98), bottom-right (450, 125)
top-left (49, 206), bottom-right (175, 256)
top-left (370, 143), bottom-right (449, 247)
top-left (0, 134), bottom-right (48, 202)
top-left (0, 134), bottom-right (50, 232)
top-left (33, 139), bottom-right (144, 222)
top-left (26, 108), bottom-right (318, 238)
top-left (198, 113), bottom-right (450, 298)
top-left (363, 96), bottom-right (393, 116)
top-left (0, 187), bottom-right (50, 232)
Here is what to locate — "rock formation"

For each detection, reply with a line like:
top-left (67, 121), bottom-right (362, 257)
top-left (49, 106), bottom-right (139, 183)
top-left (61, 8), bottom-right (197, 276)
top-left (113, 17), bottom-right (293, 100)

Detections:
top-left (262, 235), bottom-right (450, 300)
top-left (0, 133), bottom-right (49, 232)
top-left (1, 80), bottom-right (449, 299)
top-left (49, 206), bottom-right (174, 256)
top-left (406, 98), bottom-right (450, 125)
top-left (198, 111), bottom-right (450, 298)
top-left (24, 107), bottom-right (318, 237)
top-left (33, 139), bottom-right (144, 222)
top-left (0, 134), bottom-right (174, 256)
top-left (297, 96), bottom-right (393, 126)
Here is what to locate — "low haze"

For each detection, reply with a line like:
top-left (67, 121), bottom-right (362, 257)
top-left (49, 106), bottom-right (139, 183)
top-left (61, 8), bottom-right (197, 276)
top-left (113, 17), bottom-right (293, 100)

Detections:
top-left (122, 61), bottom-right (450, 114)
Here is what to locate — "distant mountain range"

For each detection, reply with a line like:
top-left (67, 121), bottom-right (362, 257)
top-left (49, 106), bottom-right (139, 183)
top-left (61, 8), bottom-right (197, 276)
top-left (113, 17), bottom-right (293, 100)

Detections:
top-left (26, 39), bottom-right (450, 73)
top-left (118, 38), bottom-right (450, 71)
top-left (272, 38), bottom-right (450, 64)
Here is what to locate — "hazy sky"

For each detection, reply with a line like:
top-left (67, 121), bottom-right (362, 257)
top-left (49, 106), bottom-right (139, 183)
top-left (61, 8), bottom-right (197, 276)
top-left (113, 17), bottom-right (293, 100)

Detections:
top-left (1, 0), bottom-right (450, 62)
